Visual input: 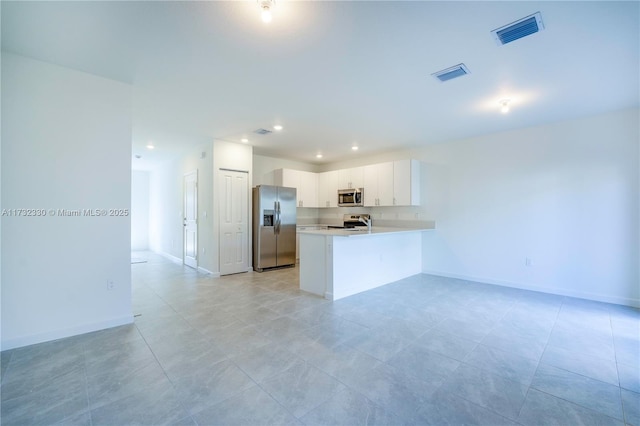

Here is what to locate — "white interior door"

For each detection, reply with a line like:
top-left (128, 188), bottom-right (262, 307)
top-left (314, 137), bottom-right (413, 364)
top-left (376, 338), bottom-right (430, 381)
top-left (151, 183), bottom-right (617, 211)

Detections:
top-left (219, 169), bottom-right (249, 275)
top-left (183, 171), bottom-right (198, 269)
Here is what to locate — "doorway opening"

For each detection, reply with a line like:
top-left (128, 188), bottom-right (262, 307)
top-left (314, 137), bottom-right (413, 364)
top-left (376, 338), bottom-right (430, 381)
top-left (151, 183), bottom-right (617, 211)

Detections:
top-left (183, 170), bottom-right (198, 269)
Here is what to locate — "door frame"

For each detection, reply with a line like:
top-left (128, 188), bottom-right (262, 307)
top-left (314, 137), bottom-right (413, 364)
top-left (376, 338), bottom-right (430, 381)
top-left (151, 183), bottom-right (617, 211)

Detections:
top-left (183, 170), bottom-right (198, 269)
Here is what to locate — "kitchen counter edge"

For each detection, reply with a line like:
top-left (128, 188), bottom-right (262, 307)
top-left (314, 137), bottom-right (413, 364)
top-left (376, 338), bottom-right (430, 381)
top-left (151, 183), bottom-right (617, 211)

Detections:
top-left (297, 225), bottom-right (435, 237)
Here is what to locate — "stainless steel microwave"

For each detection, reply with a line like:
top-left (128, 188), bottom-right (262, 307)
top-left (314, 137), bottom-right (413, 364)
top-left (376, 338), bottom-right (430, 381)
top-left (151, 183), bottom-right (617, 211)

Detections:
top-left (338, 188), bottom-right (364, 207)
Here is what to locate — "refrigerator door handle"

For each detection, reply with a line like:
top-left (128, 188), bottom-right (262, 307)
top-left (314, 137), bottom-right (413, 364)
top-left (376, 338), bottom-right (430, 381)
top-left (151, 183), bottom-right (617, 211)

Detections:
top-left (274, 201), bottom-right (278, 234)
top-left (276, 201), bottom-right (281, 234)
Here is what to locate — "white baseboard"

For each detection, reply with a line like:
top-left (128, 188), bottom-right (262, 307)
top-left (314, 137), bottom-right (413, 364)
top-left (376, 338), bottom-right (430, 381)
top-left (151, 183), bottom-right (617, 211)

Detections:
top-left (155, 252), bottom-right (221, 277)
top-left (157, 251), bottom-right (182, 264)
top-left (197, 266), bottom-right (220, 277)
top-left (1, 315), bottom-right (134, 351)
top-left (422, 269), bottom-right (640, 308)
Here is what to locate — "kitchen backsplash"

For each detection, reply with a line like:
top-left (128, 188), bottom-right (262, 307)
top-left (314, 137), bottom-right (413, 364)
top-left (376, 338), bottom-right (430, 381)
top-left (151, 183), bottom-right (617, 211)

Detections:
top-left (296, 207), bottom-right (434, 228)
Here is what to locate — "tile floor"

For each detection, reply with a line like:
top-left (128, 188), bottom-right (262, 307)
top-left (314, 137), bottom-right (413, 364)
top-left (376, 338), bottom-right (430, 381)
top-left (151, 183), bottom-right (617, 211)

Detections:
top-left (1, 251), bottom-right (639, 425)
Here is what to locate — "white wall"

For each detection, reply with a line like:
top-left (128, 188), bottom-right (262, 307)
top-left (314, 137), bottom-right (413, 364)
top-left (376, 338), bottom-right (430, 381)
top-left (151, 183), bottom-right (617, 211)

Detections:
top-left (149, 142), bottom-right (214, 273)
top-left (131, 171), bottom-right (150, 250)
top-left (420, 109), bottom-right (639, 307)
top-left (149, 160), bottom-right (178, 259)
top-left (1, 50), bottom-right (3, 348)
top-left (1, 53), bottom-right (133, 350)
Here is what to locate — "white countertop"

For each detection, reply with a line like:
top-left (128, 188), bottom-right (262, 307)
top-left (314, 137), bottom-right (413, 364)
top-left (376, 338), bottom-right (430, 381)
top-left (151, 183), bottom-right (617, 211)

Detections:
top-left (297, 226), bottom-right (434, 237)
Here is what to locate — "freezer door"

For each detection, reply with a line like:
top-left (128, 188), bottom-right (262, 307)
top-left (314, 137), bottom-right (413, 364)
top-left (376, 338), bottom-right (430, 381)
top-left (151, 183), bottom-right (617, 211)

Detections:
top-left (276, 186), bottom-right (297, 266)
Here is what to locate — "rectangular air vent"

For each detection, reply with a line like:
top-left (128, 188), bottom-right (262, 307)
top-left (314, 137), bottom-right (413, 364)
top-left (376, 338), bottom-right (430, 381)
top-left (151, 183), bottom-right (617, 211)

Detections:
top-left (253, 128), bottom-right (272, 135)
top-left (432, 63), bottom-right (470, 82)
top-left (491, 12), bottom-right (544, 45)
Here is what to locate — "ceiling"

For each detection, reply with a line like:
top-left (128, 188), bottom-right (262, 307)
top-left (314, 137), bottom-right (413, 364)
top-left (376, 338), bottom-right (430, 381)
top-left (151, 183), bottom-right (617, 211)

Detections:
top-left (2, 1), bottom-right (638, 170)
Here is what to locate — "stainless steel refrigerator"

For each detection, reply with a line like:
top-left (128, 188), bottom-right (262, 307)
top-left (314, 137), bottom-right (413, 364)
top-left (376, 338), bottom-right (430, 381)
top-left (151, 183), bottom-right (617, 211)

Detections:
top-left (252, 185), bottom-right (297, 272)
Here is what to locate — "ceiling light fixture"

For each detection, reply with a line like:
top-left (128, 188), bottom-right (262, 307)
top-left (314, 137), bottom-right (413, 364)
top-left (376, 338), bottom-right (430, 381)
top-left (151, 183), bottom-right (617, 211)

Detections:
top-left (259, 0), bottom-right (274, 23)
top-left (316, 154), bottom-right (323, 159)
top-left (352, 146), bottom-right (359, 151)
top-left (241, 138), bottom-right (249, 143)
top-left (146, 143), bottom-right (155, 150)
top-left (499, 99), bottom-right (511, 114)
top-left (273, 125), bottom-right (283, 131)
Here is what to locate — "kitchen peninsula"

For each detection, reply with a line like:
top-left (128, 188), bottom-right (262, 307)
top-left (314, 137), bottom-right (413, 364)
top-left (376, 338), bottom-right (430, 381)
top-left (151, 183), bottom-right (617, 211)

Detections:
top-left (298, 225), bottom-right (434, 300)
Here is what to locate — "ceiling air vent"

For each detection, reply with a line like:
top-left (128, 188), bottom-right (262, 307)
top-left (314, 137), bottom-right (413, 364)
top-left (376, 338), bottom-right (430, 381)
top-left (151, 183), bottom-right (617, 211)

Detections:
top-left (491, 12), bottom-right (544, 45)
top-left (432, 63), bottom-right (470, 82)
top-left (253, 128), bottom-right (272, 135)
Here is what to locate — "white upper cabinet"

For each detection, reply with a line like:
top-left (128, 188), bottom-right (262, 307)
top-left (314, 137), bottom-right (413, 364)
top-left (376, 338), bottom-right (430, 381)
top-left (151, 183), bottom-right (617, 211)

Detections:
top-left (363, 165), bottom-right (376, 206)
top-left (363, 162), bottom-right (394, 206)
top-left (275, 160), bottom-right (419, 208)
top-left (393, 159), bottom-right (420, 206)
top-left (337, 167), bottom-right (364, 190)
top-left (318, 170), bottom-right (339, 208)
top-left (275, 168), bottom-right (299, 190)
top-left (274, 169), bottom-right (318, 208)
top-left (350, 167), bottom-right (364, 189)
top-left (299, 171), bottom-right (319, 208)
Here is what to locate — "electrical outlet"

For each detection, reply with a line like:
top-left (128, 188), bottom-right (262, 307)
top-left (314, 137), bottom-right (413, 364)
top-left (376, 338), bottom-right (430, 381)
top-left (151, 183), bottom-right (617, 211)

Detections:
top-left (107, 280), bottom-right (115, 291)
top-left (525, 258), bottom-right (533, 267)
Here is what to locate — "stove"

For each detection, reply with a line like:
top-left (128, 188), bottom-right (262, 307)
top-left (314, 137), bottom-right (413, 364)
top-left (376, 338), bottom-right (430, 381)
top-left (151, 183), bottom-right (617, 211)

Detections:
top-left (327, 214), bottom-right (371, 229)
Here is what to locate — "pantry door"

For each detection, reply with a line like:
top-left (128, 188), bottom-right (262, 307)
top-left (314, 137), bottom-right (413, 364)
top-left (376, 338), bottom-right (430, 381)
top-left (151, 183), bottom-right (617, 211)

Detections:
top-left (219, 169), bottom-right (249, 275)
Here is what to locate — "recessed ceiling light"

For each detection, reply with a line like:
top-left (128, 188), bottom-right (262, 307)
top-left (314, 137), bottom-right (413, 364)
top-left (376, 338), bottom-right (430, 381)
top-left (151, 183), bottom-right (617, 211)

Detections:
top-left (316, 154), bottom-right (323, 159)
top-left (146, 144), bottom-right (155, 150)
top-left (273, 125), bottom-right (283, 131)
top-left (241, 138), bottom-right (249, 143)
top-left (352, 146), bottom-right (359, 151)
